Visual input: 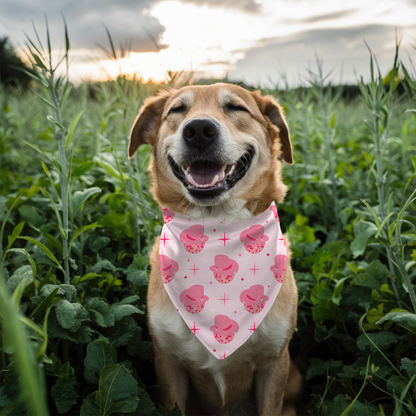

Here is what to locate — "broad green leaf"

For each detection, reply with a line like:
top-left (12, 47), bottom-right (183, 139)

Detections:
top-left (108, 317), bottom-right (141, 348)
top-left (51, 378), bottom-right (80, 415)
top-left (126, 268), bottom-right (149, 287)
top-left (84, 340), bottom-right (117, 385)
top-left (88, 259), bottom-right (117, 274)
top-left (400, 358), bottom-right (416, 378)
top-left (110, 303), bottom-right (144, 322)
top-left (96, 365), bottom-right (139, 415)
top-left (306, 358), bottom-right (343, 380)
top-left (376, 310), bottom-right (416, 328)
top-left (18, 205), bottom-right (44, 228)
top-left (352, 260), bottom-right (388, 290)
top-left (386, 375), bottom-right (407, 396)
top-left (71, 187), bottom-right (101, 216)
top-left (80, 392), bottom-right (98, 416)
top-left (6, 265), bottom-right (32, 293)
top-left (86, 298), bottom-right (115, 327)
top-left (48, 312), bottom-right (93, 344)
top-left (135, 387), bottom-right (158, 415)
top-left (56, 299), bottom-right (81, 329)
top-left (357, 331), bottom-right (398, 353)
top-left (326, 394), bottom-right (378, 416)
top-left (350, 220), bottom-right (378, 258)
top-left (7, 248), bottom-right (38, 288)
top-left (41, 284), bottom-right (77, 298)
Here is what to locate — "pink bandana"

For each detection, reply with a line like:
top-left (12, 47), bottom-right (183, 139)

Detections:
top-left (159, 203), bottom-right (287, 360)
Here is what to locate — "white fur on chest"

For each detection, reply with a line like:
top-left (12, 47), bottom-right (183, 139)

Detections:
top-left (149, 297), bottom-right (292, 401)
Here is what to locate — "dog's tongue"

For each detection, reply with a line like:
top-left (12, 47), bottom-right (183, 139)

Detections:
top-left (188, 162), bottom-right (223, 187)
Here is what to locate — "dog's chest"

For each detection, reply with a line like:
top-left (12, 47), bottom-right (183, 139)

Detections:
top-left (149, 298), bottom-right (291, 371)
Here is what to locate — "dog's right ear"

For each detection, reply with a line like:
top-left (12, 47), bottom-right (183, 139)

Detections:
top-left (128, 90), bottom-right (172, 158)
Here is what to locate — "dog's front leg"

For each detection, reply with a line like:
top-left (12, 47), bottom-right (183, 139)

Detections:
top-left (255, 344), bottom-right (292, 416)
top-left (153, 340), bottom-right (189, 414)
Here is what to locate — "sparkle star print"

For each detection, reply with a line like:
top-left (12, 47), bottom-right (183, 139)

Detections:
top-left (159, 202), bottom-right (287, 360)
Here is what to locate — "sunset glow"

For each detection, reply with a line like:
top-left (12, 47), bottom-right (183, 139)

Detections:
top-left (3, 0), bottom-right (416, 86)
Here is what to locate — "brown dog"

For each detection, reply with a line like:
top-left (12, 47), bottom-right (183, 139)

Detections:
top-left (128, 83), bottom-right (301, 415)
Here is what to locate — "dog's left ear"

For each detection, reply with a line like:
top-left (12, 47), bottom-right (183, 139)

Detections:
top-left (128, 90), bottom-right (172, 158)
top-left (250, 91), bottom-right (294, 165)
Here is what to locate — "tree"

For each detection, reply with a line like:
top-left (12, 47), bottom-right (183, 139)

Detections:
top-left (0, 37), bottom-right (33, 89)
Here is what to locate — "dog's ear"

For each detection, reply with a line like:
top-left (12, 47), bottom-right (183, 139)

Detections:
top-left (250, 91), bottom-right (293, 165)
top-left (128, 90), bottom-right (172, 158)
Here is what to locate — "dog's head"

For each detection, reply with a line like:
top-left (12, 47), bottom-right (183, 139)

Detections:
top-left (129, 83), bottom-right (293, 220)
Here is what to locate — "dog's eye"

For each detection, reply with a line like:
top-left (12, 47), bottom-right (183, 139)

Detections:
top-left (225, 103), bottom-right (250, 113)
top-left (167, 105), bottom-right (185, 116)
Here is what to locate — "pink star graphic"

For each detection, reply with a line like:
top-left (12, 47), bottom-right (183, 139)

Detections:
top-left (188, 262), bottom-right (200, 276)
top-left (160, 232), bottom-right (170, 246)
top-left (190, 322), bottom-right (200, 335)
top-left (219, 352), bottom-right (226, 360)
top-left (218, 292), bottom-right (230, 306)
top-left (249, 262), bottom-right (260, 276)
top-left (248, 322), bottom-right (257, 332)
top-left (218, 232), bottom-right (230, 246)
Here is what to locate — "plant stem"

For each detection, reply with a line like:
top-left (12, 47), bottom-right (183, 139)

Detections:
top-left (49, 80), bottom-right (70, 301)
top-left (373, 109), bottom-right (401, 307)
top-left (318, 86), bottom-right (339, 233)
top-left (127, 158), bottom-right (141, 254)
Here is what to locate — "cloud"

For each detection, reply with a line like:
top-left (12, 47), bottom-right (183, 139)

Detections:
top-left (230, 24), bottom-right (416, 87)
top-left (179, 0), bottom-right (262, 13)
top-left (281, 8), bottom-right (359, 25)
top-left (0, 0), bottom-right (166, 54)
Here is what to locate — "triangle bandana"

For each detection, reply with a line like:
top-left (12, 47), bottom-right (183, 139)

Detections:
top-left (159, 202), bottom-right (287, 360)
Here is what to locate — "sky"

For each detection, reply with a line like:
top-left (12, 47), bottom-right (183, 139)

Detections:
top-left (1, 0), bottom-right (415, 87)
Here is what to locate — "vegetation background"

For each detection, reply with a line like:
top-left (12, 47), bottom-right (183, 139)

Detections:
top-left (0, 23), bottom-right (415, 416)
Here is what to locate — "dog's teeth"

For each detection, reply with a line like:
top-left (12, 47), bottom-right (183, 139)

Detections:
top-left (209, 175), bottom-right (219, 187)
top-left (218, 170), bottom-right (225, 182)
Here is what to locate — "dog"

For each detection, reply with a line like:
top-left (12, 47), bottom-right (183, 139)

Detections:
top-left (128, 83), bottom-right (301, 416)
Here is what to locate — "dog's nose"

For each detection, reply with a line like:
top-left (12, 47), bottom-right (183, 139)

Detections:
top-left (182, 119), bottom-right (219, 149)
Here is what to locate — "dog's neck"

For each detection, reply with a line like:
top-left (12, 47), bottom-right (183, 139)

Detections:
top-left (179, 197), bottom-right (257, 225)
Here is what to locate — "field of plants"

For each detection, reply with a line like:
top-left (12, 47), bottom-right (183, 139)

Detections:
top-left (0, 26), bottom-right (415, 416)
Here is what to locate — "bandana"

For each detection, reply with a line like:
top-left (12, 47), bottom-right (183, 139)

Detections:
top-left (159, 202), bottom-right (287, 360)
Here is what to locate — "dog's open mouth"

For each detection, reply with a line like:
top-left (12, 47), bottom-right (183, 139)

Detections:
top-left (169, 146), bottom-right (254, 199)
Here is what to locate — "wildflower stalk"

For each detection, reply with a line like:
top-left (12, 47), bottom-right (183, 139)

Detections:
top-left (359, 43), bottom-right (401, 306)
top-left (49, 84), bottom-right (70, 296)
top-left (318, 85), bottom-right (339, 229)
top-left (23, 17), bottom-right (72, 300)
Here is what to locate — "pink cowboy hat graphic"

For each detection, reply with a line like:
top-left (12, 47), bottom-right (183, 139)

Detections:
top-left (240, 285), bottom-right (269, 314)
top-left (210, 315), bottom-right (239, 344)
top-left (180, 225), bottom-right (209, 254)
top-left (240, 224), bottom-right (269, 254)
top-left (180, 285), bottom-right (209, 314)
top-left (209, 255), bottom-right (239, 284)
top-left (159, 255), bottom-right (179, 284)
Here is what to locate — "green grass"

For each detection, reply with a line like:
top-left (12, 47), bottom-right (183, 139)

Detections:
top-left (0, 26), bottom-right (415, 416)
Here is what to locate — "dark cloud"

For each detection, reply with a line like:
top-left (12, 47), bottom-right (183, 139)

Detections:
top-left (179, 0), bottom-right (262, 13)
top-left (230, 24), bottom-right (416, 87)
top-left (281, 8), bottom-right (359, 25)
top-left (0, 0), bottom-right (166, 54)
